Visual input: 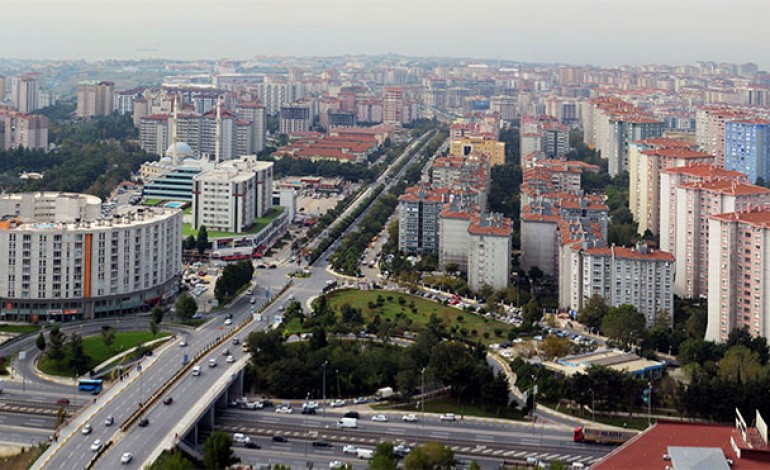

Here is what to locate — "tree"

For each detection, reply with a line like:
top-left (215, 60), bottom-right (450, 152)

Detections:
top-left (68, 333), bottom-right (91, 374)
top-left (578, 295), bottom-right (609, 331)
top-left (183, 235), bottom-right (196, 251)
top-left (404, 442), bottom-right (455, 470)
top-left (482, 372), bottom-right (511, 413)
top-left (36, 332), bottom-right (46, 351)
top-left (202, 430), bottom-right (238, 470)
top-left (101, 326), bottom-right (116, 351)
top-left (47, 325), bottom-right (65, 363)
top-left (369, 441), bottom-right (396, 470)
top-left (540, 336), bottom-right (573, 360)
top-left (469, 462), bottom-right (481, 470)
top-left (196, 225), bottom-right (209, 255)
top-left (148, 450), bottom-right (196, 470)
top-left (151, 307), bottom-right (164, 325)
top-left (601, 304), bottom-right (646, 351)
top-left (214, 260), bottom-right (254, 304)
top-left (478, 283), bottom-right (494, 301)
top-left (718, 345), bottom-right (765, 383)
top-left (150, 320), bottom-right (160, 338)
top-left (175, 292), bottom-right (198, 322)
top-left (522, 298), bottom-right (542, 325)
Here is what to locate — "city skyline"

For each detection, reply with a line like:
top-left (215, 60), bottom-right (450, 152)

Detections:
top-left (2, 0), bottom-right (768, 68)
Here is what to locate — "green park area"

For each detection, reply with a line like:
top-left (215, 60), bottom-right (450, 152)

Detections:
top-left (38, 330), bottom-right (170, 377)
top-left (0, 324), bottom-right (38, 335)
top-left (182, 206), bottom-right (285, 238)
top-left (323, 289), bottom-right (510, 344)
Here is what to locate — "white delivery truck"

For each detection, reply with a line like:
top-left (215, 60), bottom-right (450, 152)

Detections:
top-left (337, 417), bottom-right (357, 428)
top-left (357, 448), bottom-right (374, 460)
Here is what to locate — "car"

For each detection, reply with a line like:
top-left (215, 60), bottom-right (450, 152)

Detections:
top-left (226, 355), bottom-right (235, 363)
top-left (330, 399), bottom-right (345, 408)
top-left (371, 414), bottom-right (388, 422)
top-left (268, 264), bottom-right (277, 269)
top-left (120, 452), bottom-right (133, 464)
top-left (90, 439), bottom-right (103, 451)
top-left (192, 366), bottom-right (201, 376)
top-left (312, 440), bottom-right (332, 448)
top-left (288, 294), bottom-right (295, 300)
top-left (138, 418), bottom-right (149, 427)
top-left (344, 411), bottom-right (360, 419)
top-left (222, 349), bottom-right (230, 356)
top-left (343, 445), bottom-right (359, 455)
top-left (81, 424), bottom-right (92, 435)
top-left (247, 288), bottom-right (254, 296)
top-left (163, 397), bottom-right (173, 405)
top-left (272, 435), bottom-right (288, 443)
top-left (233, 433), bottom-right (251, 444)
top-left (232, 338), bottom-right (240, 345)
top-left (329, 461), bottom-right (345, 469)
top-left (303, 401), bottom-right (319, 410)
top-left (104, 416), bottom-right (114, 426)
top-left (250, 298), bottom-right (256, 304)
top-left (209, 359), bottom-right (217, 367)
top-left (353, 396), bottom-right (367, 404)
top-left (56, 398), bottom-right (70, 405)
top-left (301, 407), bottom-right (316, 415)
top-left (393, 445), bottom-right (412, 457)
top-left (224, 318), bottom-right (233, 325)
top-left (275, 406), bottom-right (293, 414)
top-left (402, 413), bottom-right (418, 422)
top-left (257, 264), bottom-right (267, 269)
top-left (244, 441), bottom-right (260, 449)
top-left (439, 413), bottom-right (456, 422)
top-left (179, 339), bottom-right (187, 347)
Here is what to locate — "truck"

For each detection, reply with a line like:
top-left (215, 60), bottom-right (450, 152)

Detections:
top-left (375, 387), bottom-right (394, 400)
top-left (572, 426), bottom-right (637, 445)
top-left (337, 417), bottom-right (358, 428)
top-left (357, 448), bottom-right (374, 460)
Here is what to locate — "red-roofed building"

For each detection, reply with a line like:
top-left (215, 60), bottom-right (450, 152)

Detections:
top-left (707, 206), bottom-right (770, 341)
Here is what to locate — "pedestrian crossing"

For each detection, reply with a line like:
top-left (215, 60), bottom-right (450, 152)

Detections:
top-left (222, 425), bottom-right (601, 465)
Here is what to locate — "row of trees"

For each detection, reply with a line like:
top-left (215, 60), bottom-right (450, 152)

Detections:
top-left (213, 260), bottom-right (254, 304)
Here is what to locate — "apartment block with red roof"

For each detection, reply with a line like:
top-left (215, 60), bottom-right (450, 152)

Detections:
top-left (707, 206), bottom-right (770, 342)
top-left (673, 179), bottom-right (770, 299)
top-left (627, 138), bottom-right (714, 236)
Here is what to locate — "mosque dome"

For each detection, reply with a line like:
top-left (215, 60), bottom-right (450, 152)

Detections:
top-left (165, 142), bottom-right (195, 159)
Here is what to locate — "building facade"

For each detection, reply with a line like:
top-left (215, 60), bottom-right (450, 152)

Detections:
top-left (467, 215), bottom-right (513, 292)
top-left (0, 193), bottom-right (182, 321)
top-left (725, 118), bottom-right (770, 183)
top-left (76, 81), bottom-right (115, 118)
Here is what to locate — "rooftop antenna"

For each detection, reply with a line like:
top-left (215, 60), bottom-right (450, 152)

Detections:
top-left (215, 95), bottom-right (222, 163)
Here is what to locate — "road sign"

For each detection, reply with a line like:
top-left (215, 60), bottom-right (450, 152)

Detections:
top-left (183, 354), bottom-right (189, 365)
top-left (265, 289), bottom-right (270, 298)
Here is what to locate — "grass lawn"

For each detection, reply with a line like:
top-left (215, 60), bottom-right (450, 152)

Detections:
top-left (0, 443), bottom-right (49, 470)
top-left (283, 317), bottom-right (304, 336)
top-left (541, 401), bottom-right (650, 430)
top-left (325, 289), bottom-right (510, 344)
top-left (143, 198), bottom-right (164, 206)
top-left (38, 330), bottom-right (170, 377)
top-left (0, 324), bottom-right (38, 335)
top-left (182, 206), bottom-right (285, 238)
top-left (374, 396), bottom-right (526, 421)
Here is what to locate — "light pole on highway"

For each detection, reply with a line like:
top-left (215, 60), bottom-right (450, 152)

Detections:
top-left (322, 361), bottom-right (328, 416)
top-left (335, 369), bottom-right (340, 400)
top-left (589, 388), bottom-right (595, 424)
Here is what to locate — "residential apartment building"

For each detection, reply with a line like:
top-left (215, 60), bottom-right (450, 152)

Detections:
top-left (383, 87), bottom-right (404, 125)
top-left (191, 156), bottom-right (273, 233)
top-left (279, 102), bottom-right (312, 135)
top-left (449, 136), bottom-right (506, 166)
top-left (139, 109), bottom-right (238, 160)
top-left (398, 188), bottom-right (445, 254)
top-left (12, 75), bottom-right (41, 113)
top-left (467, 214), bottom-right (513, 292)
top-left (438, 204), bottom-right (475, 273)
top-left (672, 180), bottom-right (770, 299)
top-left (706, 208), bottom-right (770, 342)
top-left (696, 107), bottom-right (749, 168)
top-left (76, 81), bottom-right (115, 117)
top-left (725, 118), bottom-right (770, 183)
top-left (0, 192), bottom-right (182, 321)
top-left (0, 112), bottom-right (48, 151)
top-left (235, 101), bottom-right (266, 154)
top-left (579, 245), bottom-right (675, 326)
top-left (627, 138), bottom-right (714, 236)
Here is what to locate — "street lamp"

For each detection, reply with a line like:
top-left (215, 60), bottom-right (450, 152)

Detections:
top-left (647, 382), bottom-right (652, 428)
top-left (420, 367), bottom-right (426, 442)
top-left (335, 369), bottom-right (340, 400)
top-left (589, 388), bottom-right (595, 424)
top-left (322, 361), bottom-right (328, 416)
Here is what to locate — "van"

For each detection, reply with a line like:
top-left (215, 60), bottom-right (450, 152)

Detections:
top-left (192, 366), bottom-right (201, 376)
top-left (337, 417), bottom-right (357, 428)
top-left (357, 448), bottom-right (374, 460)
top-left (209, 359), bottom-right (217, 368)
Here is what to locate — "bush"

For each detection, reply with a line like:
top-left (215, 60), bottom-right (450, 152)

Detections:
top-left (398, 297), bottom-right (406, 306)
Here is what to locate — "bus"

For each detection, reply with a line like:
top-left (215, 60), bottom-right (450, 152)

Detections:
top-left (78, 379), bottom-right (104, 393)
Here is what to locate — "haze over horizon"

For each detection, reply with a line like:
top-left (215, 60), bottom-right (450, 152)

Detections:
top-left (2, 0), bottom-right (768, 68)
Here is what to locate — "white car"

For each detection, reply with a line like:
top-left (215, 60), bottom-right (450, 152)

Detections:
top-left (81, 424), bottom-right (92, 435)
top-left (90, 439), bottom-right (103, 452)
top-left (104, 416), bottom-right (114, 426)
top-left (120, 452), bottom-right (133, 464)
top-left (330, 399), bottom-right (345, 408)
top-left (224, 318), bottom-right (233, 325)
top-left (342, 445), bottom-right (359, 455)
top-left (179, 339), bottom-right (187, 347)
top-left (353, 396), bottom-right (367, 404)
top-left (439, 413), bottom-right (457, 422)
top-left (226, 355), bottom-right (235, 363)
top-left (371, 414), bottom-right (388, 422)
top-left (275, 406), bottom-right (293, 414)
top-left (402, 413), bottom-right (418, 422)
top-left (288, 294), bottom-right (295, 300)
top-left (329, 461), bottom-right (345, 469)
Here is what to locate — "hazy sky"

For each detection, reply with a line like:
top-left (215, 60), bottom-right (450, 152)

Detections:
top-left (2, 0), bottom-right (767, 67)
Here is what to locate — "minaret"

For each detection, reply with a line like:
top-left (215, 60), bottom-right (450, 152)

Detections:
top-left (214, 95), bottom-right (222, 163)
top-left (171, 95), bottom-right (179, 166)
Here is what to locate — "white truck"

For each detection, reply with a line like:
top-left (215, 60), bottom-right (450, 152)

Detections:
top-left (375, 386), bottom-right (394, 400)
top-left (357, 448), bottom-right (374, 460)
top-left (337, 417), bottom-right (357, 428)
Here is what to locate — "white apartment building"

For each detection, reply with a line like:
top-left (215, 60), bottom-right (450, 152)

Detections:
top-left (578, 245), bottom-right (674, 326)
top-left (192, 156), bottom-right (273, 233)
top-left (467, 215), bottom-right (512, 292)
top-left (0, 192), bottom-right (182, 321)
top-left (707, 208), bottom-right (770, 342)
top-left (438, 206), bottom-right (474, 273)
